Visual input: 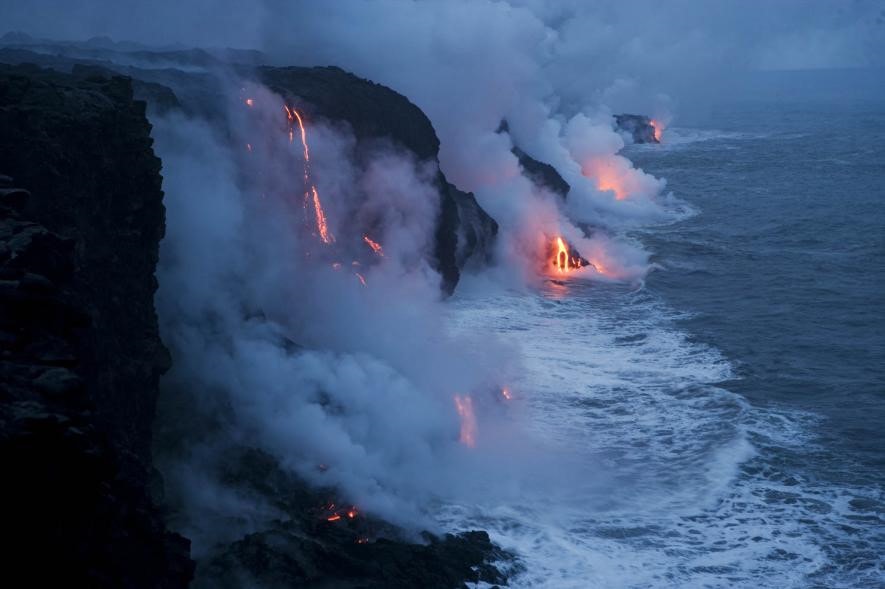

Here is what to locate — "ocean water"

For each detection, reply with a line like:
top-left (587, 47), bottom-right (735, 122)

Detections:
top-left (444, 100), bottom-right (885, 588)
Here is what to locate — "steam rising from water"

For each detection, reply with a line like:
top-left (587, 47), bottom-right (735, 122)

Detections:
top-left (152, 85), bottom-right (541, 548)
top-left (151, 1), bottom-right (691, 552)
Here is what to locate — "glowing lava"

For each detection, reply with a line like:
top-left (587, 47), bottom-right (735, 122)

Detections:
top-left (311, 186), bottom-right (333, 244)
top-left (591, 162), bottom-right (628, 200)
top-left (453, 394), bottom-right (477, 448)
top-left (363, 235), bottom-right (384, 256)
top-left (550, 236), bottom-right (584, 274)
top-left (284, 104), bottom-right (334, 244)
top-left (501, 387), bottom-right (513, 401)
top-left (650, 119), bottom-right (664, 142)
top-left (323, 503), bottom-right (360, 523)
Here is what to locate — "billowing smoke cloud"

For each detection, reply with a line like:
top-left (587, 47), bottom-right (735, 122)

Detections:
top-left (151, 84), bottom-right (537, 551)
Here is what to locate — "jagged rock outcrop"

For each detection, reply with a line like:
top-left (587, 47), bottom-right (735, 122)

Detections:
top-left (0, 67), bottom-right (193, 586)
top-left (513, 146), bottom-right (570, 198)
top-left (614, 113), bottom-right (659, 144)
top-left (497, 121), bottom-right (570, 199)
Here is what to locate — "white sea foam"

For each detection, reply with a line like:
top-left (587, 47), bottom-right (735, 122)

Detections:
top-left (441, 277), bottom-right (882, 588)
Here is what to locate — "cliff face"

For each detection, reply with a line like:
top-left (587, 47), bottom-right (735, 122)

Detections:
top-left (0, 54), bottom-right (509, 588)
top-left (497, 121), bottom-right (570, 199)
top-left (0, 48), bottom-right (499, 294)
top-left (0, 65), bottom-right (193, 586)
top-left (259, 66), bottom-right (496, 293)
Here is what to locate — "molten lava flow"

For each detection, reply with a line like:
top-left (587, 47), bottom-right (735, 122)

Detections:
top-left (550, 236), bottom-right (584, 274)
top-left (650, 119), bottom-right (664, 142)
top-left (322, 502), bottom-right (360, 523)
top-left (311, 186), bottom-right (334, 244)
top-left (501, 387), bottom-right (513, 401)
top-left (453, 394), bottom-right (477, 448)
top-left (285, 105), bottom-right (310, 162)
top-left (363, 235), bottom-right (384, 256)
top-left (284, 104), bottom-right (335, 244)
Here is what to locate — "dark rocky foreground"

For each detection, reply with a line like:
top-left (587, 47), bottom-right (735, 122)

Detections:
top-left (0, 65), bottom-right (193, 587)
top-left (0, 59), bottom-right (509, 587)
top-left (192, 448), bottom-right (512, 588)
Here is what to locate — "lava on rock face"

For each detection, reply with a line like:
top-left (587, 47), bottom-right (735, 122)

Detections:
top-left (548, 236), bottom-right (588, 275)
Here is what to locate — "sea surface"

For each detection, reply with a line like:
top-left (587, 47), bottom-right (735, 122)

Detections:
top-left (444, 99), bottom-right (885, 588)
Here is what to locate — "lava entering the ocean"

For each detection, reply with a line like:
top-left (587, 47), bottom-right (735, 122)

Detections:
top-left (550, 236), bottom-right (585, 274)
top-left (650, 119), bottom-right (664, 142)
top-left (453, 394), bottom-right (477, 448)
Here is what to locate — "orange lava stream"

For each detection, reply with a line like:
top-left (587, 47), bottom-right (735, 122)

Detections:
top-left (362, 235), bottom-right (384, 256)
top-left (453, 394), bottom-right (477, 448)
top-left (311, 186), bottom-right (334, 244)
top-left (550, 236), bottom-right (583, 274)
top-left (285, 105), bottom-right (310, 162)
top-left (284, 105), bottom-right (335, 244)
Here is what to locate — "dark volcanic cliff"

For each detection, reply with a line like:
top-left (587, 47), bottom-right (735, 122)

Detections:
top-left (0, 60), bottom-right (509, 587)
top-left (0, 65), bottom-right (193, 586)
top-left (0, 45), bottom-right (499, 294)
top-left (259, 66), bottom-right (497, 292)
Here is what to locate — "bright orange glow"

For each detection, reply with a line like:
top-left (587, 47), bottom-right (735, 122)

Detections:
top-left (650, 119), bottom-right (664, 142)
top-left (284, 104), bottom-right (335, 245)
top-left (550, 236), bottom-right (583, 274)
top-left (501, 387), bottom-right (513, 401)
top-left (453, 394), bottom-right (477, 448)
top-left (285, 105), bottom-right (310, 162)
top-left (347, 508), bottom-right (358, 519)
top-left (355, 272), bottom-right (367, 286)
top-left (594, 165), bottom-right (628, 200)
top-left (327, 514), bottom-right (341, 522)
top-left (362, 235), bottom-right (384, 256)
top-left (311, 186), bottom-right (334, 243)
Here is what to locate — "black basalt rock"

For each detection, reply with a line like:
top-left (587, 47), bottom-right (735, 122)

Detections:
top-left (0, 66), bottom-right (193, 587)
